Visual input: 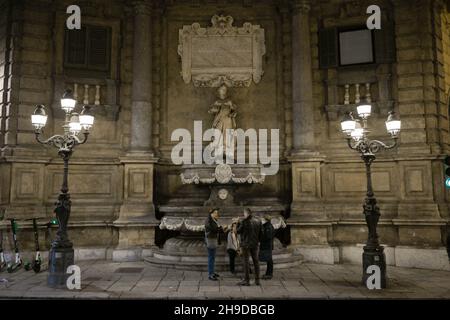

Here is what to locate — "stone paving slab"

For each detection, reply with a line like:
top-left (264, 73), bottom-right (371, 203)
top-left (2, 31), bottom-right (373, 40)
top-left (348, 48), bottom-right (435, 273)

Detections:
top-left (0, 260), bottom-right (449, 299)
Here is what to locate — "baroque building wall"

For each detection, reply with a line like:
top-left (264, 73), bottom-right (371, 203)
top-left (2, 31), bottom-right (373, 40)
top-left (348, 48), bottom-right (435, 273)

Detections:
top-left (0, 0), bottom-right (449, 270)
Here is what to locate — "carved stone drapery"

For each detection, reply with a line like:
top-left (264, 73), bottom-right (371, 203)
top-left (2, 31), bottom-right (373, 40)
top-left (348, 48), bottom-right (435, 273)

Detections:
top-left (160, 216), bottom-right (286, 232)
top-left (178, 15), bottom-right (266, 87)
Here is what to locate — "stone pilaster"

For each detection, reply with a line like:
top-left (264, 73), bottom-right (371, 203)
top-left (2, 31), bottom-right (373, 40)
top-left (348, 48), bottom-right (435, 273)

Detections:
top-left (115, 0), bottom-right (158, 252)
top-left (130, 0), bottom-right (153, 156)
top-left (291, 0), bottom-right (315, 155)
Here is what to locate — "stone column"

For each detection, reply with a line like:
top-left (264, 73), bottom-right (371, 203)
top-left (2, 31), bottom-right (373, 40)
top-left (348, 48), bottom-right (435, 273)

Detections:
top-left (289, 0), bottom-right (328, 257)
top-left (130, 0), bottom-right (153, 156)
top-left (291, 0), bottom-right (315, 154)
top-left (115, 0), bottom-right (157, 260)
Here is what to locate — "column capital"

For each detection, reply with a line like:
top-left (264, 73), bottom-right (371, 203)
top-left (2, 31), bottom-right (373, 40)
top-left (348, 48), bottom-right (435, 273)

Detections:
top-left (132, 0), bottom-right (152, 15)
top-left (291, 0), bottom-right (311, 15)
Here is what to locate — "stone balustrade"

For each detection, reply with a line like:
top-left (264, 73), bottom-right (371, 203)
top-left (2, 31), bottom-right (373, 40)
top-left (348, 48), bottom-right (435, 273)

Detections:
top-left (52, 75), bottom-right (120, 121)
top-left (71, 82), bottom-right (103, 106)
top-left (342, 82), bottom-right (372, 105)
top-left (324, 71), bottom-right (394, 121)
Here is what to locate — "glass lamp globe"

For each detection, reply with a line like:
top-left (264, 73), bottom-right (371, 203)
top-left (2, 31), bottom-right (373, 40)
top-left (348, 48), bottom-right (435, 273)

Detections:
top-left (61, 89), bottom-right (77, 113)
top-left (350, 122), bottom-right (364, 141)
top-left (79, 106), bottom-right (94, 130)
top-left (69, 113), bottom-right (81, 135)
top-left (386, 111), bottom-right (401, 137)
top-left (340, 112), bottom-right (357, 135)
top-left (356, 104), bottom-right (372, 119)
top-left (31, 105), bottom-right (48, 130)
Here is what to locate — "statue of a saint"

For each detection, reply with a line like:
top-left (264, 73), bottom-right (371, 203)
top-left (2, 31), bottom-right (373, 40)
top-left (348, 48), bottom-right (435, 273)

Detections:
top-left (209, 85), bottom-right (237, 158)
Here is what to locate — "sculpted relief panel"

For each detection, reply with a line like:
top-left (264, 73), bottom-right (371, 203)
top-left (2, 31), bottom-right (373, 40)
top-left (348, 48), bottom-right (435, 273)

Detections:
top-left (178, 14), bottom-right (266, 87)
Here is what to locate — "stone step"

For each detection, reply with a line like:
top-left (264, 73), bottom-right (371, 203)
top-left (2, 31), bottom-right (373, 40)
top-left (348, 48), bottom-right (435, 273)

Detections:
top-left (151, 250), bottom-right (293, 263)
top-left (144, 254), bottom-right (303, 272)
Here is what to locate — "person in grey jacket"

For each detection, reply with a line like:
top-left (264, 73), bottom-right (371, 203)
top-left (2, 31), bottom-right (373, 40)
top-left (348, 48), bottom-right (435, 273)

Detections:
top-left (227, 221), bottom-right (240, 275)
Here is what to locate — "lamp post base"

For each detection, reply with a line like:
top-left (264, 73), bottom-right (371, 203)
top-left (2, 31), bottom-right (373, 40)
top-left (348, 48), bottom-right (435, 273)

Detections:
top-left (47, 246), bottom-right (74, 288)
top-left (362, 247), bottom-right (387, 288)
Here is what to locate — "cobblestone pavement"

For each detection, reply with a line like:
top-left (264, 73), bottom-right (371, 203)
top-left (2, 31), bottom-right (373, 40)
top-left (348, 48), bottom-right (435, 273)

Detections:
top-left (0, 261), bottom-right (449, 299)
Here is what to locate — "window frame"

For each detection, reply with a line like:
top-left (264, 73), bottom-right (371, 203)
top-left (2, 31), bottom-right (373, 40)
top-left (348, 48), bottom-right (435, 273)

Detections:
top-left (337, 25), bottom-right (376, 67)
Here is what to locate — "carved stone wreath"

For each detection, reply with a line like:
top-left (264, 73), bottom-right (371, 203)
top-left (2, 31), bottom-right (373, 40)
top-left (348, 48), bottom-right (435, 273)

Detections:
top-left (178, 14), bottom-right (266, 88)
top-left (214, 164), bottom-right (233, 184)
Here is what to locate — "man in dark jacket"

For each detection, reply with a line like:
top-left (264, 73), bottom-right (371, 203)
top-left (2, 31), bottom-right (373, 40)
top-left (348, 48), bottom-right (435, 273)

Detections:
top-left (204, 208), bottom-right (223, 281)
top-left (237, 208), bottom-right (262, 286)
top-left (259, 214), bottom-right (275, 280)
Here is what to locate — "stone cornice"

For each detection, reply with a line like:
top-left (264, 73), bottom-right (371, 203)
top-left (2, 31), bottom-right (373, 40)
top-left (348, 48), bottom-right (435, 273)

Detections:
top-left (132, 0), bottom-right (152, 15)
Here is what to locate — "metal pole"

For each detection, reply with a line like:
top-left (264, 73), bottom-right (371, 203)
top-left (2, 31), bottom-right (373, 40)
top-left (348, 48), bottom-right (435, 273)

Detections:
top-left (48, 151), bottom-right (74, 287)
top-left (361, 153), bottom-right (387, 288)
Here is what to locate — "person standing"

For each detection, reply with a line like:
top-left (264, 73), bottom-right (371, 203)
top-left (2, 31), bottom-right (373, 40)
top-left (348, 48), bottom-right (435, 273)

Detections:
top-left (259, 214), bottom-right (275, 280)
top-left (227, 221), bottom-right (240, 275)
top-left (204, 208), bottom-right (223, 281)
top-left (237, 208), bottom-right (262, 286)
top-left (446, 231), bottom-right (450, 261)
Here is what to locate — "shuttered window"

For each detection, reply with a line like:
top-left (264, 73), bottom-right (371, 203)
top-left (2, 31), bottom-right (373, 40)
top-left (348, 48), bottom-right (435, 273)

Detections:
top-left (319, 28), bottom-right (338, 69)
top-left (64, 25), bottom-right (111, 72)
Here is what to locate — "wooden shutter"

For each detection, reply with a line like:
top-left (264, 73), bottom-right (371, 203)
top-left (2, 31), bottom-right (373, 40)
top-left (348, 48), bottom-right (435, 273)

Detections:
top-left (374, 19), bottom-right (395, 64)
top-left (318, 27), bottom-right (338, 69)
top-left (65, 27), bottom-right (87, 66)
top-left (87, 26), bottom-right (110, 71)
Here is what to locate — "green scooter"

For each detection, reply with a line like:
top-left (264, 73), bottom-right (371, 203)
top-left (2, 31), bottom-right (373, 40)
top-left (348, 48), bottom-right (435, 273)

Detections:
top-left (0, 229), bottom-right (7, 272)
top-left (7, 219), bottom-right (22, 273)
top-left (24, 218), bottom-right (42, 273)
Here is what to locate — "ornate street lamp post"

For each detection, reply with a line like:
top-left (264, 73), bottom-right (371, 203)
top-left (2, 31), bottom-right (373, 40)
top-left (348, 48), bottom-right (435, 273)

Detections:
top-left (340, 104), bottom-right (401, 288)
top-left (31, 89), bottom-right (94, 287)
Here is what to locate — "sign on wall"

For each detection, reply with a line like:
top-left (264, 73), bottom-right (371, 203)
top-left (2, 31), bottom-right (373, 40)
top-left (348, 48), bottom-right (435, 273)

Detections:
top-left (178, 15), bottom-right (266, 87)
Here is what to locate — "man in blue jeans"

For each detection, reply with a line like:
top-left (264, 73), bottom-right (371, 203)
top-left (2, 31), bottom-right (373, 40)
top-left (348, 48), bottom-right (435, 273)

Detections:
top-left (204, 208), bottom-right (224, 281)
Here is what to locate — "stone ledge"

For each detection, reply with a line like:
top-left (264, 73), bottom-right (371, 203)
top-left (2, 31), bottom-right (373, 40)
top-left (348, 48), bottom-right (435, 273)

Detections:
top-left (395, 246), bottom-right (450, 271)
top-left (293, 245), bottom-right (337, 264)
top-left (294, 244), bottom-right (450, 271)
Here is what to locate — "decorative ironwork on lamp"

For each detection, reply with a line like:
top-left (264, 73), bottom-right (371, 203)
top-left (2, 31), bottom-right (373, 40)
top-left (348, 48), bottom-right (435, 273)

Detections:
top-left (340, 104), bottom-right (401, 289)
top-left (31, 89), bottom-right (95, 287)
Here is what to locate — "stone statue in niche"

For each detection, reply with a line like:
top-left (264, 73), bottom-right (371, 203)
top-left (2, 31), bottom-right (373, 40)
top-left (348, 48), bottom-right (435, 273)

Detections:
top-left (209, 85), bottom-right (237, 157)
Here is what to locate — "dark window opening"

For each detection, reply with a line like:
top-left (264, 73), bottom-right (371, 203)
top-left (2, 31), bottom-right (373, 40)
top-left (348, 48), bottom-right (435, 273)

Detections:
top-left (64, 25), bottom-right (111, 75)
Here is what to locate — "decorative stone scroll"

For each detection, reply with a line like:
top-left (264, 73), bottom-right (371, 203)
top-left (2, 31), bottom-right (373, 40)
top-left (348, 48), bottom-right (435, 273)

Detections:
top-left (178, 14), bottom-right (266, 87)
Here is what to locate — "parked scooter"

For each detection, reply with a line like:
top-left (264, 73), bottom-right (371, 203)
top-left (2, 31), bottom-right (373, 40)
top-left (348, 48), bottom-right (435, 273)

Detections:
top-left (0, 230), bottom-right (7, 272)
top-left (24, 219), bottom-right (42, 273)
top-left (7, 219), bottom-right (22, 273)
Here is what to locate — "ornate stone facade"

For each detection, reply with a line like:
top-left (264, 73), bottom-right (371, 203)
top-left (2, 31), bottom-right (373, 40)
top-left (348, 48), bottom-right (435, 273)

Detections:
top-left (0, 0), bottom-right (449, 270)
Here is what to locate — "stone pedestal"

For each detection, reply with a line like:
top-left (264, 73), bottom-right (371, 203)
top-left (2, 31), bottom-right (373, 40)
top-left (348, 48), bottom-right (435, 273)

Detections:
top-left (289, 157), bottom-right (326, 220)
top-left (362, 248), bottom-right (387, 289)
top-left (115, 157), bottom-right (158, 251)
top-left (47, 247), bottom-right (74, 288)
